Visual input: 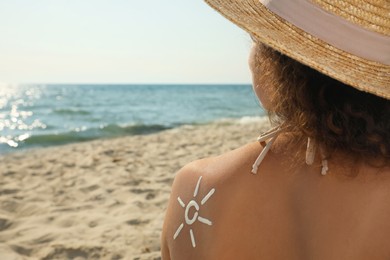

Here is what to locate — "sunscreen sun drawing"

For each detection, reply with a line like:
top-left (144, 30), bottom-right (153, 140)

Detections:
top-left (173, 176), bottom-right (215, 248)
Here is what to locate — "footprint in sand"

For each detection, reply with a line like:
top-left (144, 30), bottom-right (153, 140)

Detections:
top-left (80, 185), bottom-right (100, 193)
top-left (10, 244), bottom-right (33, 257)
top-left (126, 219), bottom-right (150, 226)
top-left (0, 217), bottom-right (12, 231)
top-left (0, 189), bottom-right (19, 196)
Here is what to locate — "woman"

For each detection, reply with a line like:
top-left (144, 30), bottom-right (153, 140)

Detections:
top-left (162, 0), bottom-right (390, 259)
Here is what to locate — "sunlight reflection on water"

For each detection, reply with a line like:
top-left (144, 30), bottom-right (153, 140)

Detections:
top-left (0, 84), bottom-right (47, 148)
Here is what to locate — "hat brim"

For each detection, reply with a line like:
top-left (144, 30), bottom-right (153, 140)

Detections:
top-left (205, 0), bottom-right (390, 99)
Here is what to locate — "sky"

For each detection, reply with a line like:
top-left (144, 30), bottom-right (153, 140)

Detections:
top-left (0, 0), bottom-right (253, 84)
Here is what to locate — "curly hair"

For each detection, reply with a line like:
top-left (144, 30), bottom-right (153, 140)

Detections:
top-left (254, 43), bottom-right (390, 166)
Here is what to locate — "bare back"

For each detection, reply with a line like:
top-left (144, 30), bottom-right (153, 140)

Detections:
top-left (161, 141), bottom-right (390, 260)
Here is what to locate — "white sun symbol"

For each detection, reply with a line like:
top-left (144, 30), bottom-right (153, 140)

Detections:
top-left (173, 176), bottom-right (215, 248)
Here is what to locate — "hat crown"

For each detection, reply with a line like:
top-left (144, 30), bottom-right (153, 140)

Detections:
top-left (204, 0), bottom-right (390, 99)
top-left (311, 0), bottom-right (390, 36)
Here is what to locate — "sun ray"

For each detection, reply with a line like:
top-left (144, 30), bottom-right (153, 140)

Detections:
top-left (174, 223), bottom-right (184, 240)
top-left (198, 216), bottom-right (212, 226)
top-left (175, 176), bottom-right (215, 248)
top-left (177, 197), bottom-right (186, 208)
top-left (190, 229), bottom-right (196, 248)
top-left (201, 188), bottom-right (215, 205)
top-left (193, 176), bottom-right (202, 197)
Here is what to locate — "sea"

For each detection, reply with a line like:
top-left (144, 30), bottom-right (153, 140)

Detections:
top-left (0, 84), bottom-right (265, 154)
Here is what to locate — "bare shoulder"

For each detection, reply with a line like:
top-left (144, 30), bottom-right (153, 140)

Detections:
top-left (168, 141), bottom-right (263, 197)
top-left (169, 141), bottom-right (264, 206)
top-left (161, 142), bottom-right (263, 259)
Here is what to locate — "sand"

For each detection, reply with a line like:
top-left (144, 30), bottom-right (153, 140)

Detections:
top-left (0, 117), bottom-right (270, 260)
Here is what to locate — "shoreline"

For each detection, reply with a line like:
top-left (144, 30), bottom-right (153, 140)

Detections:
top-left (0, 117), bottom-right (270, 259)
top-left (0, 116), bottom-right (266, 157)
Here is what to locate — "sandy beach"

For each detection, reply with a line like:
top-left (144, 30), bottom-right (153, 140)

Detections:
top-left (0, 117), bottom-right (270, 260)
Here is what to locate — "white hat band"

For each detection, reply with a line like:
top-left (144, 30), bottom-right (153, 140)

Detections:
top-left (260, 0), bottom-right (390, 65)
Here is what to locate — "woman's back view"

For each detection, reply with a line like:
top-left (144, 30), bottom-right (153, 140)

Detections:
top-left (162, 0), bottom-right (390, 259)
top-left (162, 142), bottom-right (390, 260)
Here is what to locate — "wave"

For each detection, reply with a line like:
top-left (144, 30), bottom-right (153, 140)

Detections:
top-left (1, 116), bottom-right (267, 153)
top-left (21, 123), bottom-right (171, 147)
top-left (53, 108), bottom-right (91, 116)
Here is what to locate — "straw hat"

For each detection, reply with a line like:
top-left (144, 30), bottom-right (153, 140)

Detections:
top-left (204, 0), bottom-right (390, 99)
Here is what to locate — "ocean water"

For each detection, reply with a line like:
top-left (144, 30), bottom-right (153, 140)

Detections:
top-left (0, 84), bottom-right (264, 154)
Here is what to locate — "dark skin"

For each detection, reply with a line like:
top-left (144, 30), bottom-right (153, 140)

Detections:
top-left (161, 43), bottom-right (390, 260)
